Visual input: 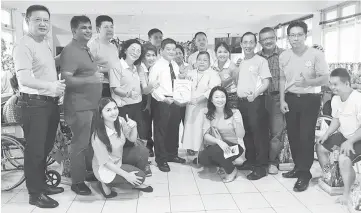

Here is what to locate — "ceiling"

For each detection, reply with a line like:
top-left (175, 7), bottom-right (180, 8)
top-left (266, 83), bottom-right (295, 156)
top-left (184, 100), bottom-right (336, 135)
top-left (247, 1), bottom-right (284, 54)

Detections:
top-left (2, 1), bottom-right (345, 41)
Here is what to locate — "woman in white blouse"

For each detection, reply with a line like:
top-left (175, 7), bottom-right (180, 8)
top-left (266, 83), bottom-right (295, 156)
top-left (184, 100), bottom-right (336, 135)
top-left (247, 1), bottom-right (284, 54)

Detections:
top-left (91, 97), bottom-right (153, 198)
top-left (182, 51), bottom-right (221, 155)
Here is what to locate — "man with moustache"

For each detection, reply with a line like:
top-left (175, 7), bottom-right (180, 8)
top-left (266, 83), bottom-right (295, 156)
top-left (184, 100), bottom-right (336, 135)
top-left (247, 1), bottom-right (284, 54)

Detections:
top-left (13, 5), bottom-right (65, 208)
top-left (88, 15), bottom-right (119, 98)
top-left (236, 32), bottom-right (271, 180)
top-left (279, 21), bottom-right (329, 192)
top-left (257, 27), bottom-right (285, 175)
top-left (60, 15), bottom-right (103, 195)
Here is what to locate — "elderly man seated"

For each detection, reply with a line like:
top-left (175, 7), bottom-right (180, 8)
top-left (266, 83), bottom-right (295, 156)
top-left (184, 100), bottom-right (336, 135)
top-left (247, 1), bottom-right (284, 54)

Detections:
top-left (316, 68), bottom-right (361, 205)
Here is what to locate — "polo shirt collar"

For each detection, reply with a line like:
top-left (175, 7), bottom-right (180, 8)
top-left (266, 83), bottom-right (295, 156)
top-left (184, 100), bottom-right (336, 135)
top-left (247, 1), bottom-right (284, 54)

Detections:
top-left (72, 38), bottom-right (90, 50)
top-left (214, 59), bottom-right (231, 69)
top-left (120, 58), bottom-right (136, 72)
top-left (105, 125), bottom-right (116, 137)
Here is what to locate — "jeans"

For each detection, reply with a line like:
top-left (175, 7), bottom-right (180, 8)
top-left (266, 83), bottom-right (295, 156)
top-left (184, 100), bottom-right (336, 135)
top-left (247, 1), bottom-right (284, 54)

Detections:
top-left (65, 110), bottom-right (95, 184)
top-left (18, 97), bottom-right (60, 195)
top-left (285, 93), bottom-right (320, 177)
top-left (265, 94), bottom-right (285, 166)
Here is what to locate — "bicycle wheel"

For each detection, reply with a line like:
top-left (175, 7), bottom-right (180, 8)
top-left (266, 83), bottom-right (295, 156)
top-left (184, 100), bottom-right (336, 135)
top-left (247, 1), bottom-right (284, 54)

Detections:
top-left (1, 134), bottom-right (26, 191)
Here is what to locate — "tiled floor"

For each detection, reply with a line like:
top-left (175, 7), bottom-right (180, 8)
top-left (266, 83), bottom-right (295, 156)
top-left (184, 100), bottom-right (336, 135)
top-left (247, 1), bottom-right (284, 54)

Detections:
top-left (1, 149), bottom-right (359, 213)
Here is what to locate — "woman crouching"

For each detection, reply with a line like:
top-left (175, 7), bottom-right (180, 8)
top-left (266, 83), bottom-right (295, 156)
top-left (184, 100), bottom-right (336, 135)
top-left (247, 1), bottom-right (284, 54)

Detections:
top-left (91, 97), bottom-right (153, 198)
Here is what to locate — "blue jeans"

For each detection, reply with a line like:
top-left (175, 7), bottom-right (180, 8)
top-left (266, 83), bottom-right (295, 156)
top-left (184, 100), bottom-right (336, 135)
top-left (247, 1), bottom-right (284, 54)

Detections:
top-left (265, 94), bottom-right (286, 166)
top-left (18, 96), bottom-right (60, 195)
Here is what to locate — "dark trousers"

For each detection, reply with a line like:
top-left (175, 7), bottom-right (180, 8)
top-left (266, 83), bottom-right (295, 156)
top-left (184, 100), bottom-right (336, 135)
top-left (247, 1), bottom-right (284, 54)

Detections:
top-left (180, 106), bottom-right (186, 125)
top-left (199, 143), bottom-right (243, 174)
top-left (141, 95), bottom-right (154, 150)
top-left (18, 97), bottom-right (60, 195)
top-left (238, 95), bottom-right (269, 168)
top-left (66, 110), bottom-right (95, 184)
top-left (285, 93), bottom-right (320, 177)
top-left (102, 83), bottom-right (111, 97)
top-left (151, 98), bottom-right (181, 164)
top-left (118, 102), bottom-right (144, 140)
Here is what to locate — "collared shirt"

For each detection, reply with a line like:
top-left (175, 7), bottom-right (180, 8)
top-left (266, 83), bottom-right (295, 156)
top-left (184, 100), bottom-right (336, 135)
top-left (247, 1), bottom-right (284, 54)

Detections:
top-left (149, 57), bottom-right (180, 101)
top-left (257, 46), bottom-right (284, 93)
top-left (237, 54), bottom-right (272, 98)
top-left (92, 117), bottom-right (130, 183)
top-left (188, 49), bottom-right (216, 69)
top-left (212, 59), bottom-right (239, 93)
top-left (279, 47), bottom-right (329, 94)
top-left (13, 34), bottom-right (58, 96)
top-left (88, 37), bottom-right (119, 83)
top-left (331, 90), bottom-right (361, 139)
top-left (60, 39), bottom-right (102, 112)
top-left (109, 58), bottom-right (142, 107)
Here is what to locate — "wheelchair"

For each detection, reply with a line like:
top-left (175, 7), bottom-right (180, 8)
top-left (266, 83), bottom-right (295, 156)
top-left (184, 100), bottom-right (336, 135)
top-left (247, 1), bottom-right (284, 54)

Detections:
top-left (1, 101), bottom-right (62, 191)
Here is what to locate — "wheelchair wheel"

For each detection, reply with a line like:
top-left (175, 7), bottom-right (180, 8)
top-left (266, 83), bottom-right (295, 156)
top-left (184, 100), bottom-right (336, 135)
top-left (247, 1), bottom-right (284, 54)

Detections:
top-left (1, 134), bottom-right (26, 191)
top-left (45, 170), bottom-right (61, 187)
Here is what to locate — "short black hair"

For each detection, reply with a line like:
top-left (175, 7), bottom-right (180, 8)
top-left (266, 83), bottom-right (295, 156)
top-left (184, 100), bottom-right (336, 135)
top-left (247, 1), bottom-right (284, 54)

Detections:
top-left (330, 68), bottom-right (351, 85)
top-left (241, 32), bottom-right (257, 43)
top-left (259, 27), bottom-right (275, 36)
top-left (161, 38), bottom-right (176, 50)
top-left (148, 28), bottom-right (163, 38)
top-left (215, 41), bottom-right (230, 53)
top-left (26, 5), bottom-right (50, 19)
top-left (197, 51), bottom-right (210, 61)
top-left (142, 43), bottom-right (158, 58)
top-left (96, 15), bottom-right (113, 28)
top-left (287, 21), bottom-right (308, 35)
top-left (70, 15), bottom-right (91, 30)
top-left (176, 44), bottom-right (185, 55)
top-left (119, 39), bottom-right (143, 66)
top-left (194, 32), bottom-right (207, 39)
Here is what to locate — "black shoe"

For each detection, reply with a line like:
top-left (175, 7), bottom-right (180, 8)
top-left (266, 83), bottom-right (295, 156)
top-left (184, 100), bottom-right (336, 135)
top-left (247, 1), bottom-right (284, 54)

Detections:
top-left (29, 193), bottom-right (59, 208)
top-left (44, 186), bottom-right (64, 195)
top-left (144, 163), bottom-right (152, 177)
top-left (98, 182), bottom-right (117, 198)
top-left (71, 182), bottom-right (92, 195)
top-left (168, 156), bottom-right (186, 164)
top-left (236, 161), bottom-right (254, 171)
top-left (293, 177), bottom-right (310, 192)
top-left (135, 185), bottom-right (153, 193)
top-left (246, 168), bottom-right (267, 180)
top-left (85, 173), bottom-right (98, 182)
top-left (282, 169), bottom-right (299, 179)
top-left (158, 162), bottom-right (170, 172)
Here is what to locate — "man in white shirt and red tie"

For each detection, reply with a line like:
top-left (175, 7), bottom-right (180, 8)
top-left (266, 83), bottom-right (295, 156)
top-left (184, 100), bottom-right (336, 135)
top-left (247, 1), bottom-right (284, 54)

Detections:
top-left (148, 38), bottom-right (186, 172)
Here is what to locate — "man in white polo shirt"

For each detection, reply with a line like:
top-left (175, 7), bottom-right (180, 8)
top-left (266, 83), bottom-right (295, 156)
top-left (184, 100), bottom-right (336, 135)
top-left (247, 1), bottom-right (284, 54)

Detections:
top-left (316, 68), bottom-right (361, 205)
top-left (13, 5), bottom-right (65, 208)
top-left (279, 21), bottom-right (329, 192)
top-left (236, 32), bottom-right (271, 181)
top-left (187, 32), bottom-right (216, 69)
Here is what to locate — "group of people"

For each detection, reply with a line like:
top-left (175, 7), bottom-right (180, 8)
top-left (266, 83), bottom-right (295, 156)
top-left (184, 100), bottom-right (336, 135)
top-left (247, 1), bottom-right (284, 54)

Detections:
top-left (6, 4), bottom-right (360, 209)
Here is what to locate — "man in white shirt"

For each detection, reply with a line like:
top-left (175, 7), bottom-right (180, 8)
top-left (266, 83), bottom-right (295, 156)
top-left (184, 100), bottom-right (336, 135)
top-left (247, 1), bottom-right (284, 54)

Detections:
top-left (316, 68), bottom-right (361, 205)
top-left (88, 15), bottom-right (119, 97)
top-left (149, 38), bottom-right (186, 172)
top-left (187, 32), bottom-right (216, 69)
top-left (148, 28), bottom-right (163, 53)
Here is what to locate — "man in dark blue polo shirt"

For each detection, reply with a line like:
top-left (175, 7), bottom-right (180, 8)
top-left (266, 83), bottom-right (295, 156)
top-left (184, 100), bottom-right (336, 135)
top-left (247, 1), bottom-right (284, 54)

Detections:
top-left (60, 15), bottom-right (103, 195)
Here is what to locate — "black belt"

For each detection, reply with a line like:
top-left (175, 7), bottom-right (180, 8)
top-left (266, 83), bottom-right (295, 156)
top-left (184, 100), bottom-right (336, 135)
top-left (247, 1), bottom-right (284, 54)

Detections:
top-left (238, 94), bottom-right (264, 102)
top-left (286, 92), bottom-right (321, 98)
top-left (269, 91), bottom-right (279, 96)
top-left (20, 93), bottom-right (59, 103)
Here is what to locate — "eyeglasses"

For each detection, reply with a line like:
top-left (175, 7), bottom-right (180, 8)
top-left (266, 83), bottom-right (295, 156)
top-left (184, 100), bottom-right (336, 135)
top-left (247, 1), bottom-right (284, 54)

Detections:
top-left (260, 36), bottom-right (276, 42)
top-left (29, 17), bottom-right (50, 24)
top-left (288, 33), bottom-right (305, 39)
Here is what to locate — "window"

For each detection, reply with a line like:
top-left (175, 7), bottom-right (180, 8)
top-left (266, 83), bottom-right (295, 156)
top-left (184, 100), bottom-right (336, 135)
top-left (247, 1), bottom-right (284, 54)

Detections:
top-left (1, 8), bottom-right (15, 54)
top-left (321, 1), bottom-right (361, 62)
